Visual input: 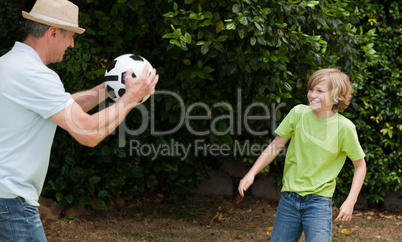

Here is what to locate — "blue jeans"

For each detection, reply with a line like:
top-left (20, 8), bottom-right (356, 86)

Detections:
top-left (0, 197), bottom-right (47, 242)
top-left (271, 192), bottom-right (332, 242)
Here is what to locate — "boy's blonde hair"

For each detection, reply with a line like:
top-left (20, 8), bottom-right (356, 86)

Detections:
top-left (307, 68), bottom-right (353, 112)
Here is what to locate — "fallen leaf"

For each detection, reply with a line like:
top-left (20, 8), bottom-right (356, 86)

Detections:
top-left (218, 213), bottom-right (224, 221)
top-left (341, 228), bottom-right (350, 235)
top-left (234, 235), bottom-right (244, 241)
top-left (265, 227), bottom-right (273, 231)
top-left (246, 222), bottom-right (256, 226)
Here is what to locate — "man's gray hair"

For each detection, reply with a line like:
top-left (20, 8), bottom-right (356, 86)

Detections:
top-left (25, 20), bottom-right (68, 39)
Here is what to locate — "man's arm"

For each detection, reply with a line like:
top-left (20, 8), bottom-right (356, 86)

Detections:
top-left (72, 83), bottom-right (108, 112)
top-left (50, 67), bottom-right (158, 147)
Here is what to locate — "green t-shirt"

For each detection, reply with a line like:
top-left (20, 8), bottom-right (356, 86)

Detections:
top-left (275, 104), bottom-right (365, 197)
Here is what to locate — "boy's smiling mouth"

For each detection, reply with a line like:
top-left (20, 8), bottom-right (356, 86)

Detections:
top-left (310, 99), bottom-right (321, 104)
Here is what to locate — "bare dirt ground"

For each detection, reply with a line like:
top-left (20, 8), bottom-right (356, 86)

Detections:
top-left (44, 194), bottom-right (401, 241)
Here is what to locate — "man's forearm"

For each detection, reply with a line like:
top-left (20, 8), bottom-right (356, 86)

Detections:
top-left (72, 83), bottom-right (108, 112)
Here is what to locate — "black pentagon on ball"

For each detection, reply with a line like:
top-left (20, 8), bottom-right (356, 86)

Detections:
top-left (106, 85), bottom-right (117, 99)
top-left (129, 54), bottom-right (144, 62)
top-left (118, 88), bottom-right (126, 97)
top-left (106, 59), bottom-right (117, 72)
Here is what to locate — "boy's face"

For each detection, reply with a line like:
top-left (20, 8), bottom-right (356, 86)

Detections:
top-left (307, 79), bottom-right (334, 117)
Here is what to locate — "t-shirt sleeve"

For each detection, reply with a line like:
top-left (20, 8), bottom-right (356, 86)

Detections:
top-left (275, 105), bottom-right (299, 138)
top-left (14, 70), bottom-right (74, 119)
top-left (341, 126), bottom-right (365, 161)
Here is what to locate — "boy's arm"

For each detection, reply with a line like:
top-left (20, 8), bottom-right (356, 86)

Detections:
top-left (335, 157), bottom-right (366, 222)
top-left (238, 135), bottom-right (289, 197)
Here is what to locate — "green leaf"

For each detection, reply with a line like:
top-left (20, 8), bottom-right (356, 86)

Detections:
top-left (238, 28), bottom-right (246, 39)
top-left (185, 32), bottom-right (192, 43)
top-left (269, 55), bottom-right (278, 62)
top-left (217, 35), bottom-right (228, 42)
top-left (114, 19), bottom-right (124, 32)
top-left (169, 39), bottom-right (181, 47)
top-left (250, 36), bottom-right (256, 46)
top-left (213, 42), bottom-right (225, 52)
top-left (97, 190), bottom-right (108, 198)
top-left (257, 36), bottom-right (266, 45)
top-left (88, 175), bottom-right (101, 184)
top-left (202, 66), bottom-right (214, 73)
top-left (201, 43), bottom-right (209, 55)
top-left (56, 192), bottom-right (63, 202)
top-left (86, 183), bottom-right (95, 194)
top-left (261, 8), bottom-right (272, 15)
top-left (203, 11), bottom-right (213, 19)
top-left (65, 195), bottom-right (73, 204)
top-left (284, 82), bottom-right (292, 91)
top-left (232, 4), bottom-right (241, 13)
top-left (65, 156), bottom-right (75, 165)
top-left (94, 198), bottom-right (107, 210)
top-left (226, 23), bottom-right (236, 30)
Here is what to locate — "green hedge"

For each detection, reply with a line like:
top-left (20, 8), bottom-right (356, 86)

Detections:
top-left (1, 0), bottom-right (400, 209)
top-left (335, 0), bottom-right (401, 204)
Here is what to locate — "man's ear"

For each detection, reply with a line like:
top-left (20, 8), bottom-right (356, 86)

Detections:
top-left (47, 27), bottom-right (58, 43)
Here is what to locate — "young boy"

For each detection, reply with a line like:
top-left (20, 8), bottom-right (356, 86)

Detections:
top-left (238, 68), bottom-right (366, 241)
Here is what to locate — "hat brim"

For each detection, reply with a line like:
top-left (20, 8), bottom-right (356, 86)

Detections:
top-left (22, 11), bottom-right (85, 34)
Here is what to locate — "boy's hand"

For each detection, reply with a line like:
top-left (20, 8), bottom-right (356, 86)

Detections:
top-left (335, 199), bottom-right (355, 222)
top-left (238, 174), bottom-right (255, 197)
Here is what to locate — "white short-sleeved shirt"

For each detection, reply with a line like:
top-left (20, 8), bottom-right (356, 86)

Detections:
top-left (0, 42), bottom-right (74, 206)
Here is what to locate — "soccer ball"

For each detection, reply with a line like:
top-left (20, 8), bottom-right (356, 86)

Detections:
top-left (104, 54), bottom-right (153, 102)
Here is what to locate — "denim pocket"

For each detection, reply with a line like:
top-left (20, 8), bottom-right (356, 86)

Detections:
top-left (0, 205), bottom-right (13, 241)
top-left (309, 194), bottom-right (332, 207)
top-left (22, 202), bottom-right (40, 218)
top-left (0, 204), bottom-right (10, 220)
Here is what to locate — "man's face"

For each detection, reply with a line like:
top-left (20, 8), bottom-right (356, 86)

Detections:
top-left (50, 29), bottom-right (75, 63)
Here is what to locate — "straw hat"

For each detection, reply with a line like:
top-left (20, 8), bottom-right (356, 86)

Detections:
top-left (22, 0), bottom-right (85, 34)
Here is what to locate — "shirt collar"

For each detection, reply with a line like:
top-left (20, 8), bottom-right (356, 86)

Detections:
top-left (13, 41), bottom-right (44, 65)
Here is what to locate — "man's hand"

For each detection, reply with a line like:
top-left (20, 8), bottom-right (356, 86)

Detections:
top-left (123, 65), bottom-right (158, 104)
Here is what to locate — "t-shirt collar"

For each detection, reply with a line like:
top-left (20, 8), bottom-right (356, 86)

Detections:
top-left (13, 41), bottom-right (44, 65)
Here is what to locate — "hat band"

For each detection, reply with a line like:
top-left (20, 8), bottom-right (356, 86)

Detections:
top-left (29, 11), bottom-right (79, 28)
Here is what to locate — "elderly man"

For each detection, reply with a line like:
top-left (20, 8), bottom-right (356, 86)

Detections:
top-left (0, 0), bottom-right (158, 240)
